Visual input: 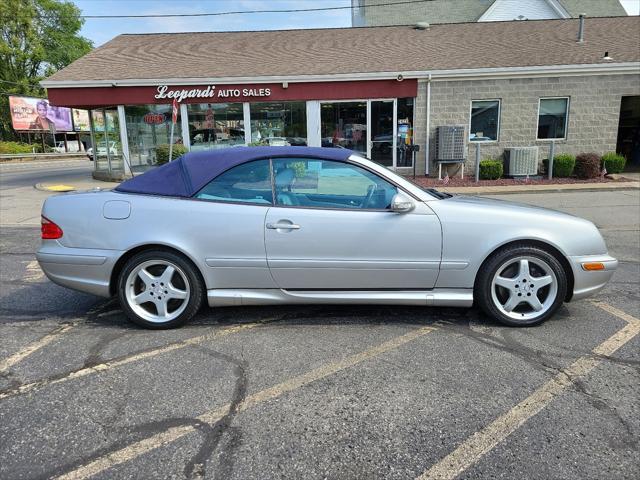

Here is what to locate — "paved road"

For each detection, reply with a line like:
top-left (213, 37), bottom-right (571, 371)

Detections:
top-left (0, 168), bottom-right (638, 479)
top-left (0, 159), bottom-right (94, 189)
top-left (0, 160), bottom-right (111, 226)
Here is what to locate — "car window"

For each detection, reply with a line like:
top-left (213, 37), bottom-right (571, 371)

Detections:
top-left (195, 159), bottom-right (272, 205)
top-left (272, 158), bottom-right (397, 210)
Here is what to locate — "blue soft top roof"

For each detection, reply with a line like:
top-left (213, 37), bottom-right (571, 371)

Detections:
top-left (115, 146), bottom-right (355, 197)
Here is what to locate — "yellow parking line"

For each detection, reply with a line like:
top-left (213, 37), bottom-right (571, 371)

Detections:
top-left (0, 322), bottom-right (261, 401)
top-left (0, 324), bottom-right (74, 373)
top-left (55, 325), bottom-right (437, 480)
top-left (416, 302), bottom-right (640, 480)
top-left (23, 260), bottom-right (45, 282)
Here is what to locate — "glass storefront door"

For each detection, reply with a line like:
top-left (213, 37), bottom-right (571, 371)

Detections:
top-left (369, 100), bottom-right (394, 167)
top-left (90, 108), bottom-right (123, 174)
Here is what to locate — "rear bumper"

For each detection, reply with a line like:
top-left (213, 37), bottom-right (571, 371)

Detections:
top-left (36, 242), bottom-right (123, 297)
top-left (568, 254), bottom-right (618, 301)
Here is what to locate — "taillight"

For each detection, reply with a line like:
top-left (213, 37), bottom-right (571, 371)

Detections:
top-left (41, 215), bottom-right (63, 240)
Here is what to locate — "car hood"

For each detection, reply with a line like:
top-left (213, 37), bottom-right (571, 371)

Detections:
top-left (441, 194), bottom-right (578, 218)
top-left (427, 194), bottom-right (607, 256)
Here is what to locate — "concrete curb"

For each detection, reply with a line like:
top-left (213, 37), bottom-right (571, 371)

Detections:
top-left (439, 182), bottom-right (640, 195)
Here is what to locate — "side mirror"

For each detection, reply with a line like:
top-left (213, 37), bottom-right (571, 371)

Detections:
top-left (390, 193), bottom-right (415, 213)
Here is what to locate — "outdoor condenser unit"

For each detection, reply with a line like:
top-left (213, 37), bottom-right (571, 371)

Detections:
top-left (435, 125), bottom-right (466, 161)
top-left (504, 147), bottom-right (539, 176)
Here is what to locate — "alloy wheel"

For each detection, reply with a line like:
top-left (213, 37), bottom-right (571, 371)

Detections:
top-left (490, 256), bottom-right (558, 322)
top-left (125, 260), bottom-right (190, 324)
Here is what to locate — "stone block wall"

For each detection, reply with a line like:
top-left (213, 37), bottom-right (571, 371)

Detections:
top-left (413, 74), bottom-right (640, 176)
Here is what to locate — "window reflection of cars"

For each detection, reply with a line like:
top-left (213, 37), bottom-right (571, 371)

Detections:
top-left (190, 128), bottom-right (245, 151)
top-left (53, 141), bottom-right (84, 153)
top-left (87, 141), bottom-right (118, 160)
top-left (372, 134), bottom-right (393, 154)
top-left (265, 137), bottom-right (290, 146)
top-left (470, 133), bottom-right (493, 142)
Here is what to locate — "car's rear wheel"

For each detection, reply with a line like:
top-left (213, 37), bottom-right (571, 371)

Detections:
top-left (475, 245), bottom-right (567, 326)
top-left (117, 250), bottom-right (204, 329)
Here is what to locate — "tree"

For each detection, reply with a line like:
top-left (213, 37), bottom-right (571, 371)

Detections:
top-left (0, 0), bottom-right (93, 141)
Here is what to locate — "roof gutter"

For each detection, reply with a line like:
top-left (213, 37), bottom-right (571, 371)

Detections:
top-left (40, 62), bottom-right (640, 89)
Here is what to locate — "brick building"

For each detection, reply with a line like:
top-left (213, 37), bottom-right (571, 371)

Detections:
top-left (42, 16), bottom-right (640, 179)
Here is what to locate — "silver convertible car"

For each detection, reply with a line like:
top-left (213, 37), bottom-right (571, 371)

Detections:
top-left (37, 146), bottom-right (617, 329)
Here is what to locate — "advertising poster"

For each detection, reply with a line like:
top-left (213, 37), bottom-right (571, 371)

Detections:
top-left (72, 109), bottom-right (91, 132)
top-left (8, 96), bottom-right (73, 132)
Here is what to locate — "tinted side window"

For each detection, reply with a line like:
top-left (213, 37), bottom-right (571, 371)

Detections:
top-left (272, 158), bottom-right (397, 210)
top-left (195, 159), bottom-right (272, 205)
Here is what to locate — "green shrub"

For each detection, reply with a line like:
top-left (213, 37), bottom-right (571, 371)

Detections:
top-left (601, 151), bottom-right (626, 174)
top-left (543, 153), bottom-right (575, 177)
top-left (574, 152), bottom-right (601, 179)
top-left (289, 161), bottom-right (306, 178)
top-left (0, 141), bottom-right (36, 154)
top-left (479, 159), bottom-right (503, 180)
top-left (155, 144), bottom-right (188, 165)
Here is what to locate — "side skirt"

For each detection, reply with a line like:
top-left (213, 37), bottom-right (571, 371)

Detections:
top-left (207, 289), bottom-right (473, 308)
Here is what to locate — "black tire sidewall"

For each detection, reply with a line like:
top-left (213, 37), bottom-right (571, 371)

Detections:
top-left (475, 246), bottom-right (567, 327)
top-left (117, 250), bottom-right (204, 329)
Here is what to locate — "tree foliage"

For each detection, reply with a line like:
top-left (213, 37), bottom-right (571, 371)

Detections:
top-left (0, 0), bottom-right (93, 140)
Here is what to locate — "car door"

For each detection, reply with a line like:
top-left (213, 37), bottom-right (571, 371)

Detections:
top-left (191, 159), bottom-right (276, 289)
top-left (265, 157), bottom-right (442, 290)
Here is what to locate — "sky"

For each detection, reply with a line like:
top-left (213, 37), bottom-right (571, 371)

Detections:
top-left (74, 0), bottom-right (353, 46)
top-left (74, 0), bottom-right (640, 47)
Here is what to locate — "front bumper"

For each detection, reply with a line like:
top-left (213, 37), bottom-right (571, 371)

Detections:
top-left (568, 254), bottom-right (618, 301)
top-left (36, 241), bottom-right (123, 297)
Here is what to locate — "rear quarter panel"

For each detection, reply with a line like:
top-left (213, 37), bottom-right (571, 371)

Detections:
top-left (42, 190), bottom-right (275, 290)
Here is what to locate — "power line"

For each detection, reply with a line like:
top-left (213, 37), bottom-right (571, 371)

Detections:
top-left (73, 0), bottom-right (434, 20)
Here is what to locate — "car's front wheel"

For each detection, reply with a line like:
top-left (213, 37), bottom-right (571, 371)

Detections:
top-left (475, 245), bottom-right (567, 326)
top-left (117, 250), bottom-right (204, 329)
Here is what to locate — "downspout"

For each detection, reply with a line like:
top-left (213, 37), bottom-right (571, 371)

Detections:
top-left (425, 73), bottom-right (432, 176)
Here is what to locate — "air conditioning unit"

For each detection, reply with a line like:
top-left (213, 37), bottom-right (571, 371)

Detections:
top-left (504, 147), bottom-right (539, 176)
top-left (436, 125), bottom-right (465, 161)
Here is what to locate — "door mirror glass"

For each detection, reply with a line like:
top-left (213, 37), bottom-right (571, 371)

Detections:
top-left (390, 193), bottom-right (415, 213)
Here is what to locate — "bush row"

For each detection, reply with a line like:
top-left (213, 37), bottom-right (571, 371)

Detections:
top-left (477, 151), bottom-right (626, 180)
top-left (155, 144), bottom-right (189, 165)
top-left (0, 141), bottom-right (40, 154)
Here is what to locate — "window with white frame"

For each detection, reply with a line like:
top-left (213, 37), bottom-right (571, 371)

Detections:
top-left (537, 97), bottom-right (569, 140)
top-left (469, 99), bottom-right (500, 142)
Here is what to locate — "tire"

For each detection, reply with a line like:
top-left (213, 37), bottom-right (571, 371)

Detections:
top-left (117, 250), bottom-right (204, 329)
top-left (475, 244), bottom-right (567, 327)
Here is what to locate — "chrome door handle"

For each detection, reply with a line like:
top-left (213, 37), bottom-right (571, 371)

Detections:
top-left (266, 222), bottom-right (301, 230)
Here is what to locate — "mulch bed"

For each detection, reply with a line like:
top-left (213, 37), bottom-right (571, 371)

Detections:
top-left (404, 175), bottom-right (634, 188)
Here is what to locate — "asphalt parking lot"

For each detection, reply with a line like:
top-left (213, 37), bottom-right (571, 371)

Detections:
top-left (0, 183), bottom-right (639, 479)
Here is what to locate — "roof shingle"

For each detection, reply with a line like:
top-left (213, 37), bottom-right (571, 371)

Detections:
top-left (46, 16), bottom-right (640, 83)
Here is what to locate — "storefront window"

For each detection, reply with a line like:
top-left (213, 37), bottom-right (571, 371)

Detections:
top-left (187, 103), bottom-right (245, 151)
top-left (470, 100), bottom-right (500, 142)
top-left (538, 97), bottom-right (569, 140)
top-left (90, 108), bottom-right (122, 173)
top-left (396, 98), bottom-right (414, 167)
top-left (320, 102), bottom-right (367, 154)
top-left (125, 104), bottom-right (183, 172)
top-left (249, 102), bottom-right (306, 146)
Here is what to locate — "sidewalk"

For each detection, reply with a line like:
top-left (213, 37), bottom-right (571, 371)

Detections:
top-left (34, 175), bottom-right (640, 195)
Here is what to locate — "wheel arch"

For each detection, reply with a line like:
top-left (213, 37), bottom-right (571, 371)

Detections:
top-left (109, 243), bottom-right (206, 296)
top-left (474, 239), bottom-right (574, 302)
